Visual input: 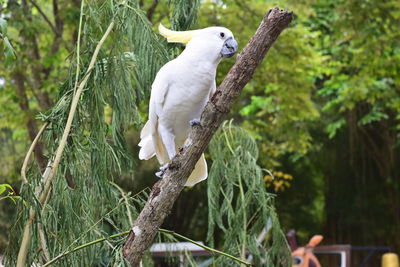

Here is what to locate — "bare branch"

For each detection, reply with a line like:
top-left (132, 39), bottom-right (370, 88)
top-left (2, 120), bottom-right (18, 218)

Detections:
top-left (146, 0), bottom-right (159, 22)
top-left (21, 122), bottom-right (49, 184)
top-left (20, 0), bottom-right (53, 110)
top-left (28, 0), bottom-right (58, 34)
top-left (38, 221), bottom-right (50, 261)
top-left (43, 0), bottom-right (65, 80)
top-left (12, 71), bottom-right (47, 171)
top-left (43, 228), bottom-right (250, 266)
top-left (111, 181), bottom-right (134, 226)
top-left (16, 21), bottom-right (116, 267)
top-left (50, 0), bottom-right (64, 50)
top-left (122, 7), bottom-right (293, 265)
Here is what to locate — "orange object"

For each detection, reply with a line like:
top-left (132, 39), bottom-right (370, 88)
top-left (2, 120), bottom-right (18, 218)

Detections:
top-left (287, 230), bottom-right (323, 267)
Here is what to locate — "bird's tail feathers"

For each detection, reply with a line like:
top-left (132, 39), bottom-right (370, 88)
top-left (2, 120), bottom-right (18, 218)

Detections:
top-left (139, 121), bottom-right (208, 186)
top-left (185, 153), bottom-right (208, 186)
top-left (138, 136), bottom-right (155, 160)
top-left (138, 121), bottom-right (156, 160)
top-left (154, 133), bottom-right (169, 165)
top-left (140, 120), bottom-right (152, 138)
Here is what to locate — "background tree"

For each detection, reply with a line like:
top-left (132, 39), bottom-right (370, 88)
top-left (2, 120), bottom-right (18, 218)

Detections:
top-left (0, 0), bottom-right (81, 251)
top-left (1, 0), bottom-right (399, 265)
top-left (2, 0), bottom-right (290, 266)
top-left (309, 0), bottom-right (400, 251)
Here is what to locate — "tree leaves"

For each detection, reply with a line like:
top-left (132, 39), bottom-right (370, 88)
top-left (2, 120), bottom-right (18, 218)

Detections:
top-left (3, 0), bottom-right (202, 265)
top-left (0, 184), bottom-right (21, 204)
top-left (207, 122), bottom-right (291, 266)
top-left (0, 17), bottom-right (16, 64)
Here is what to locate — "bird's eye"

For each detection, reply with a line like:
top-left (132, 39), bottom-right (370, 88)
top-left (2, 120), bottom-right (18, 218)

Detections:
top-left (219, 32), bottom-right (225, 38)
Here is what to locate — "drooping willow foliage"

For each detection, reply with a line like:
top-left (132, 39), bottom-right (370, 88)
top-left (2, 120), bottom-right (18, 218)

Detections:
top-left (4, 0), bottom-right (198, 265)
top-left (207, 122), bottom-right (291, 266)
top-left (169, 0), bottom-right (199, 30)
top-left (5, 0), bottom-right (289, 266)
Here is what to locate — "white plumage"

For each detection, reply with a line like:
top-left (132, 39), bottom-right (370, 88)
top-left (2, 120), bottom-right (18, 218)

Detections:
top-left (139, 24), bottom-right (237, 186)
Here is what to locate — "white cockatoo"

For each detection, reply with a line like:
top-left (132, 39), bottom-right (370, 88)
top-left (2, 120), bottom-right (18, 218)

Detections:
top-left (138, 24), bottom-right (238, 186)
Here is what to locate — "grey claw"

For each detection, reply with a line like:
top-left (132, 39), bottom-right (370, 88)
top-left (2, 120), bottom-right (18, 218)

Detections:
top-left (189, 118), bottom-right (201, 127)
top-left (160, 164), bottom-right (169, 171)
top-left (155, 164), bottom-right (169, 178)
top-left (155, 171), bottom-right (164, 178)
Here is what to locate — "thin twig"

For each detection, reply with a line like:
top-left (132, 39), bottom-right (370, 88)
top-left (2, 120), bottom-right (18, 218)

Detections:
top-left (238, 167), bottom-right (247, 266)
top-left (16, 21), bottom-right (115, 267)
top-left (39, 192), bottom-right (126, 266)
top-left (73, 0), bottom-right (84, 96)
top-left (21, 121), bottom-right (49, 184)
top-left (28, 0), bottom-right (58, 34)
top-left (42, 230), bottom-right (130, 267)
top-left (94, 229), bottom-right (115, 249)
top-left (110, 181), bottom-right (134, 225)
top-left (43, 228), bottom-right (251, 266)
top-left (41, 20), bottom-right (115, 202)
top-left (37, 221), bottom-right (50, 261)
top-left (158, 228), bottom-right (252, 266)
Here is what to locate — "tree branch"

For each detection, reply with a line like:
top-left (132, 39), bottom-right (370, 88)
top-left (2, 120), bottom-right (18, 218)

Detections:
top-left (43, 0), bottom-right (65, 81)
top-left (122, 7), bottom-right (293, 265)
top-left (43, 228), bottom-right (250, 266)
top-left (28, 0), bottom-right (58, 34)
top-left (16, 21), bottom-right (115, 267)
top-left (21, 121), bottom-right (49, 184)
top-left (146, 0), bottom-right (159, 22)
top-left (49, 0), bottom-right (64, 55)
top-left (158, 229), bottom-right (251, 266)
top-left (12, 71), bottom-right (47, 171)
top-left (21, 0), bottom-right (54, 110)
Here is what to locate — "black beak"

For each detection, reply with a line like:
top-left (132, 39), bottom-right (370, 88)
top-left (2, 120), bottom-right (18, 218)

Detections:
top-left (221, 37), bottom-right (238, 58)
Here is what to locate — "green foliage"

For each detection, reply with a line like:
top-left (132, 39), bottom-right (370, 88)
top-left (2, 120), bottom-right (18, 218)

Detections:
top-left (169, 0), bottom-right (199, 30)
top-left (198, 0), bottom-right (400, 253)
top-left (5, 0), bottom-right (287, 266)
top-left (308, 0), bottom-right (400, 253)
top-left (325, 118), bottom-right (345, 139)
top-left (313, 0), bottom-right (400, 133)
top-left (3, 0), bottom-right (197, 265)
top-left (1, 0), bottom-right (399, 263)
top-left (0, 184), bottom-right (20, 203)
top-left (198, 0), bottom-right (323, 185)
top-left (207, 122), bottom-right (290, 266)
top-left (0, 0), bottom-right (79, 186)
top-left (0, 17), bottom-right (16, 64)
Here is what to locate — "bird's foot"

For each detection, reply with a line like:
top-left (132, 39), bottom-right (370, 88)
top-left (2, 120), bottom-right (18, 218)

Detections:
top-left (155, 164), bottom-right (169, 178)
top-left (189, 118), bottom-right (201, 127)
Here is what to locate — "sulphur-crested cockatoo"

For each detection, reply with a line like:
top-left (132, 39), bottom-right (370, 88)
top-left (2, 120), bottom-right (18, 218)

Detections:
top-left (139, 24), bottom-right (238, 186)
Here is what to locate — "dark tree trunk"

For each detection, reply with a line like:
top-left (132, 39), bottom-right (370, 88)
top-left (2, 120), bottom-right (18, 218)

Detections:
top-left (13, 71), bottom-right (47, 171)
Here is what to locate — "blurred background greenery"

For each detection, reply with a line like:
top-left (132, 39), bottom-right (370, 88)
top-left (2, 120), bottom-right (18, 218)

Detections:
top-left (0, 0), bottom-right (399, 264)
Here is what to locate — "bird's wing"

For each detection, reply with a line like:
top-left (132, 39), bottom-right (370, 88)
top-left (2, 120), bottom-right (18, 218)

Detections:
top-left (183, 82), bottom-right (214, 186)
top-left (182, 81), bottom-right (215, 186)
top-left (148, 73), bottom-right (170, 164)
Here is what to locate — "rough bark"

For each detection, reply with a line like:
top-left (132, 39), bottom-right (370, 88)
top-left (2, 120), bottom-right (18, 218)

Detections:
top-left (123, 7), bottom-right (293, 265)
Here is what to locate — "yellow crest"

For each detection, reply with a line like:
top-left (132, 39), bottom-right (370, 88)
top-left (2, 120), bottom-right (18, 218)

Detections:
top-left (158, 24), bottom-right (200, 44)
